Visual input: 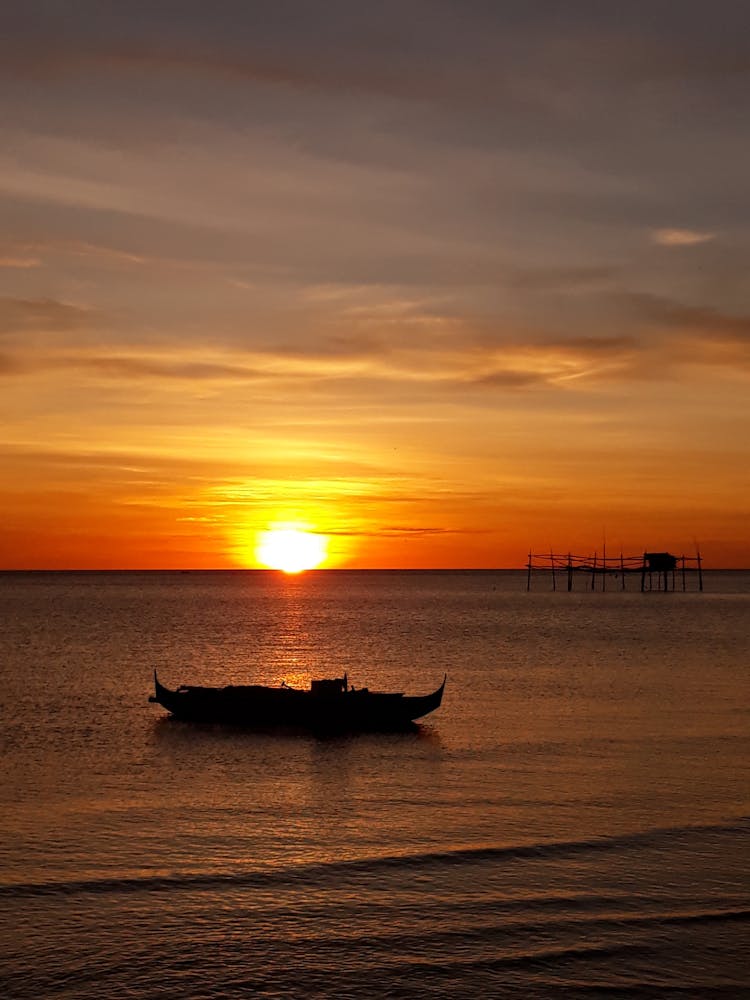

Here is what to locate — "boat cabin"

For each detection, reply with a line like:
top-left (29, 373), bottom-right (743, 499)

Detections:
top-left (310, 677), bottom-right (347, 696)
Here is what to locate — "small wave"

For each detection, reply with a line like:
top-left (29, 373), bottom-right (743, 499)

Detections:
top-left (2, 817), bottom-right (746, 900)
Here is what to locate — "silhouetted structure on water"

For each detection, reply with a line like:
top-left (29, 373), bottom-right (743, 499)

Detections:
top-left (526, 547), bottom-right (704, 592)
top-left (149, 671), bottom-right (446, 730)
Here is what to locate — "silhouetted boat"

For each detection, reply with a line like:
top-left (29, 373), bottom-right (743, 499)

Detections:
top-left (149, 671), bottom-right (446, 730)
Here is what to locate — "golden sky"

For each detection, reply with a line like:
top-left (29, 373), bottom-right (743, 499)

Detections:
top-left (1, 2), bottom-right (749, 568)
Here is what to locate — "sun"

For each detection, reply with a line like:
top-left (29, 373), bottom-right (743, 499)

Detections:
top-left (256, 526), bottom-right (328, 573)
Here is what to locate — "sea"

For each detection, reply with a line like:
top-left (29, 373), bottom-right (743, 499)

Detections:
top-left (0, 570), bottom-right (748, 999)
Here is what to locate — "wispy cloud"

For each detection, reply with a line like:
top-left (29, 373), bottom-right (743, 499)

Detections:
top-left (509, 267), bottom-right (617, 291)
top-left (325, 524), bottom-right (471, 539)
top-left (3, 3), bottom-right (748, 105)
top-left (0, 296), bottom-right (99, 336)
top-left (4, 309), bottom-right (749, 390)
top-left (0, 352), bottom-right (22, 374)
top-left (1, 3), bottom-right (749, 567)
top-left (651, 228), bottom-right (717, 247)
top-left (627, 293), bottom-right (750, 340)
top-left (0, 256), bottom-right (41, 268)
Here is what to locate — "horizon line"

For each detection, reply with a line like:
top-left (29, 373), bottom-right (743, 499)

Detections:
top-left (2, 566), bottom-right (749, 573)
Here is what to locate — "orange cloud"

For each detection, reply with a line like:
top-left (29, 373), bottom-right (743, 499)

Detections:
top-left (652, 228), bottom-right (716, 247)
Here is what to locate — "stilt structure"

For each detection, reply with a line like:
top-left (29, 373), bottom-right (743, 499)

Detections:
top-left (526, 546), bottom-right (704, 592)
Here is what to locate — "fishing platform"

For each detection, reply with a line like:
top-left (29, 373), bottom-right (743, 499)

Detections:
top-left (525, 548), bottom-right (704, 592)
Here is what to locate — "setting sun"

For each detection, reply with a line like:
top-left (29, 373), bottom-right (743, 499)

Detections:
top-left (256, 527), bottom-right (328, 573)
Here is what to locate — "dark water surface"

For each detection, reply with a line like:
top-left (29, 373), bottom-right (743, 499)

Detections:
top-left (1, 570), bottom-right (748, 998)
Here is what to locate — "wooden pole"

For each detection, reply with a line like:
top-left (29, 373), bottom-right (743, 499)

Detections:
top-left (526, 550), bottom-right (533, 591)
top-left (591, 552), bottom-right (597, 591)
top-left (697, 548), bottom-right (703, 592)
top-left (681, 555), bottom-right (686, 591)
top-left (567, 552), bottom-right (573, 592)
top-left (641, 552), bottom-right (647, 592)
top-left (550, 548), bottom-right (556, 591)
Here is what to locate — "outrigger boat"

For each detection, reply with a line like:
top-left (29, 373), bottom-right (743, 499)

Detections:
top-left (149, 671), bottom-right (446, 730)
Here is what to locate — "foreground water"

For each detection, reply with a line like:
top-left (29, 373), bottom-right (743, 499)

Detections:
top-left (1, 570), bottom-right (748, 998)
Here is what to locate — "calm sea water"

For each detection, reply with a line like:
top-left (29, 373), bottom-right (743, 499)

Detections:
top-left (1, 570), bottom-right (748, 999)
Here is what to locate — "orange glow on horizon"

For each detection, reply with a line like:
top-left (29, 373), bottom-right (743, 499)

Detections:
top-left (1, 478), bottom-right (749, 569)
top-left (2, 11), bottom-right (749, 572)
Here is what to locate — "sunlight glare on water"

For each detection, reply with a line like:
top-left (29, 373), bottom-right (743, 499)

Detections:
top-left (1, 570), bottom-right (748, 998)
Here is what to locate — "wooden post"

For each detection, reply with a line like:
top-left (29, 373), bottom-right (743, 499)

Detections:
top-left (620, 552), bottom-right (626, 591)
top-left (567, 552), bottom-right (573, 592)
top-left (602, 541), bottom-right (607, 592)
top-left (697, 548), bottom-right (703, 592)
top-left (681, 555), bottom-right (686, 592)
top-left (591, 552), bottom-right (597, 591)
top-left (550, 548), bottom-right (556, 591)
top-left (526, 550), bottom-right (533, 591)
top-left (640, 552), bottom-right (647, 592)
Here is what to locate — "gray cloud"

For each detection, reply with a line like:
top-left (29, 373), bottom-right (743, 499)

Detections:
top-left (509, 267), bottom-right (617, 291)
top-left (1, 6), bottom-right (748, 396)
top-left (325, 525), bottom-right (463, 538)
top-left (0, 351), bottom-right (23, 374)
top-left (74, 356), bottom-right (267, 381)
top-left (626, 294), bottom-right (750, 341)
top-left (4, 2), bottom-right (748, 100)
top-left (0, 296), bottom-right (98, 336)
top-left (2, 315), bottom-right (747, 389)
top-left (0, 351), bottom-right (269, 382)
top-left (470, 370), bottom-right (548, 389)
top-left (543, 334), bottom-right (636, 354)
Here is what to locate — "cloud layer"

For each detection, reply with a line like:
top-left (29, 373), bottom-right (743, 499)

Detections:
top-left (1, 2), bottom-right (749, 566)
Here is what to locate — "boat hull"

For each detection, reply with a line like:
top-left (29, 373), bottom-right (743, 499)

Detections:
top-left (149, 673), bottom-right (445, 730)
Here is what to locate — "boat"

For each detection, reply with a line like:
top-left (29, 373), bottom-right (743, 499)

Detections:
top-left (149, 671), bottom-right (446, 730)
